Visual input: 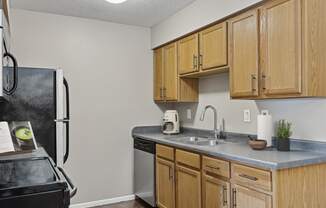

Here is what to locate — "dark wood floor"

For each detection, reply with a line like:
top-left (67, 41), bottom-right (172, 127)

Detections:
top-left (94, 199), bottom-right (149, 208)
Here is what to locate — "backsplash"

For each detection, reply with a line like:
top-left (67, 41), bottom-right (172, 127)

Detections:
top-left (172, 73), bottom-right (326, 142)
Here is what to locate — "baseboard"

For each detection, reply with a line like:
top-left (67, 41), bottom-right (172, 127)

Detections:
top-left (70, 194), bottom-right (135, 208)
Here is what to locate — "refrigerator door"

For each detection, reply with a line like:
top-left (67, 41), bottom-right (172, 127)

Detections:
top-left (0, 67), bottom-right (58, 163)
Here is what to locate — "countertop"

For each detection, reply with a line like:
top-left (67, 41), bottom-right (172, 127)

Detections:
top-left (132, 126), bottom-right (326, 170)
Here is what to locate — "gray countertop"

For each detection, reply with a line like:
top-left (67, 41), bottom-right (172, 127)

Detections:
top-left (132, 126), bottom-right (326, 170)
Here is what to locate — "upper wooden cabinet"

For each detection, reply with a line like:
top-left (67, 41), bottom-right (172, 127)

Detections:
top-left (153, 43), bottom-right (198, 102)
top-left (260, 0), bottom-right (302, 96)
top-left (164, 43), bottom-right (178, 101)
top-left (154, 48), bottom-right (164, 101)
top-left (154, 0), bottom-right (326, 100)
top-left (177, 22), bottom-right (229, 78)
top-left (229, 9), bottom-right (259, 98)
top-left (229, 0), bottom-right (326, 99)
top-left (199, 22), bottom-right (228, 71)
top-left (178, 34), bottom-right (199, 75)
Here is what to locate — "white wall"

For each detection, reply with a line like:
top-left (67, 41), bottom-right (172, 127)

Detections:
top-left (151, 0), bottom-right (262, 48)
top-left (153, 0), bottom-right (326, 142)
top-left (176, 75), bottom-right (326, 142)
top-left (10, 9), bottom-right (162, 204)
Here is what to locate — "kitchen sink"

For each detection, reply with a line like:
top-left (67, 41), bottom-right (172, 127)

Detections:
top-left (166, 136), bottom-right (243, 146)
top-left (168, 136), bottom-right (219, 146)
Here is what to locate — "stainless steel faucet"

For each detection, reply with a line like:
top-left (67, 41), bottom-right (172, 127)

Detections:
top-left (200, 105), bottom-right (219, 140)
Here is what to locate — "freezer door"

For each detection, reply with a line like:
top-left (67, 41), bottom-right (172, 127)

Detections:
top-left (0, 67), bottom-right (57, 163)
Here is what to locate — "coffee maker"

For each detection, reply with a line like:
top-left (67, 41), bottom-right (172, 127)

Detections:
top-left (162, 110), bottom-right (180, 134)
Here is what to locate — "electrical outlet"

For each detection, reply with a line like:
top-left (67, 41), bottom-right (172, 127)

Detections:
top-left (187, 109), bottom-right (192, 119)
top-left (243, 109), bottom-right (251, 122)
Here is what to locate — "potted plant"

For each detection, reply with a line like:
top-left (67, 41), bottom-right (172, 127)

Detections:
top-left (276, 120), bottom-right (292, 151)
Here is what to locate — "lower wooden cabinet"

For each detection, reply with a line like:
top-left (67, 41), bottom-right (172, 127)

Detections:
top-left (202, 173), bottom-right (230, 208)
top-left (231, 184), bottom-right (272, 208)
top-left (175, 164), bottom-right (202, 208)
top-left (156, 157), bottom-right (175, 208)
top-left (155, 145), bottom-right (326, 208)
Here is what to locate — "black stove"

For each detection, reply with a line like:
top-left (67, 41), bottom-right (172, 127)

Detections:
top-left (0, 155), bottom-right (76, 208)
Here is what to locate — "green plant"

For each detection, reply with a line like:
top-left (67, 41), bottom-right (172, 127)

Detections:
top-left (277, 120), bottom-right (292, 139)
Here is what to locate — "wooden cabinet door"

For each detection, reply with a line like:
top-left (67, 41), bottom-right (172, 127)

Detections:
top-left (178, 34), bottom-right (199, 75)
top-left (163, 43), bottom-right (178, 101)
top-left (156, 157), bottom-right (175, 208)
top-left (154, 48), bottom-right (164, 101)
top-left (232, 184), bottom-right (272, 208)
top-left (202, 173), bottom-right (230, 208)
top-left (176, 165), bottom-right (201, 208)
top-left (199, 22), bottom-right (228, 71)
top-left (229, 10), bottom-right (260, 98)
top-left (261, 0), bottom-right (302, 96)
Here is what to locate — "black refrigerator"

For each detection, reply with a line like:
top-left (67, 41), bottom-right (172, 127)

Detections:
top-left (0, 67), bottom-right (70, 167)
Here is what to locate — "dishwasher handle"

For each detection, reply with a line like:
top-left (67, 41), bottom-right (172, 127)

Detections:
top-left (134, 138), bottom-right (155, 154)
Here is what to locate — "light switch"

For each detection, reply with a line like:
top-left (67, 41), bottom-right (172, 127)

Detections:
top-left (187, 109), bottom-right (192, 119)
top-left (243, 109), bottom-right (251, 122)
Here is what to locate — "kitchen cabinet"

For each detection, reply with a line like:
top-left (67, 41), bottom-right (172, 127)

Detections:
top-left (177, 22), bottom-right (229, 78)
top-left (199, 22), bottom-right (228, 71)
top-left (202, 156), bottom-right (231, 208)
top-left (229, 9), bottom-right (259, 98)
top-left (178, 34), bottom-right (199, 75)
top-left (202, 173), bottom-right (230, 208)
top-left (153, 43), bottom-right (198, 102)
top-left (176, 165), bottom-right (201, 208)
top-left (156, 145), bottom-right (175, 208)
top-left (155, 145), bottom-right (326, 208)
top-left (156, 157), bottom-right (175, 208)
top-left (260, 0), bottom-right (302, 96)
top-left (175, 149), bottom-right (201, 208)
top-left (231, 184), bottom-right (272, 208)
top-left (154, 48), bottom-right (164, 101)
top-left (164, 43), bottom-right (178, 101)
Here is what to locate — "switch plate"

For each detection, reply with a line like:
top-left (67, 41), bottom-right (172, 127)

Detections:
top-left (243, 109), bottom-right (251, 122)
top-left (186, 109), bottom-right (192, 119)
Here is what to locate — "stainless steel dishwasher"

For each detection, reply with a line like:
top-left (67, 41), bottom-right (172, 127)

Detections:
top-left (134, 138), bottom-right (156, 207)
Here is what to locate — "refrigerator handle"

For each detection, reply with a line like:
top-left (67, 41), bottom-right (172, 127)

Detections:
top-left (3, 52), bottom-right (18, 95)
top-left (63, 78), bottom-right (70, 163)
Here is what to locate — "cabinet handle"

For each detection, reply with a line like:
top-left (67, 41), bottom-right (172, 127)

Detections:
top-left (232, 188), bottom-right (237, 208)
top-left (251, 74), bottom-right (257, 92)
top-left (199, 54), bottom-right (203, 67)
top-left (262, 74), bottom-right (267, 90)
top-left (193, 55), bottom-right (198, 69)
top-left (239, 173), bottom-right (258, 181)
top-left (206, 165), bottom-right (220, 171)
top-left (169, 167), bottom-right (173, 180)
top-left (223, 186), bottom-right (227, 206)
top-left (160, 88), bottom-right (163, 98)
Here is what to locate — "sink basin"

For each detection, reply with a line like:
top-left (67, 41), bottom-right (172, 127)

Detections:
top-left (168, 136), bottom-right (218, 146)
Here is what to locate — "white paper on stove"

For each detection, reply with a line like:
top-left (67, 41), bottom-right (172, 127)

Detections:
top-left (0, 122), bottom-right (14, 153)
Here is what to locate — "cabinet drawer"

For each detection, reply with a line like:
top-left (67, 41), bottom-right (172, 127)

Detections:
top-left (156, 144), bottom-right (174, 161)
top-left (202, 156), bottom-right (230, 178)
top-left (176, 149), bottom-right (200, 169)
top-left (231, 163), bottom-right (272, 192)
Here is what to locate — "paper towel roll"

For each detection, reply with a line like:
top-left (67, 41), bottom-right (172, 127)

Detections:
top-left (257, 113), bottom-right (273, 147)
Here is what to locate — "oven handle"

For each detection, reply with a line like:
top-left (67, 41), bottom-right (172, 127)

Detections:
top-left (57, 167), bottom-right (77, 198)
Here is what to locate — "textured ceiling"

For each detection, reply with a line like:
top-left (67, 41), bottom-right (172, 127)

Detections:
top-left (11, 0), bottom-right (196, 27)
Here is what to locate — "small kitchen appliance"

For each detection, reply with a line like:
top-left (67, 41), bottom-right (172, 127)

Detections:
top-left (162, 110), bottom-right (180, 134)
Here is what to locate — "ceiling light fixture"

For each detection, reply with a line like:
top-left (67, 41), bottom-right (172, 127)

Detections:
top-left (105, 0), bottom-right (128, 4)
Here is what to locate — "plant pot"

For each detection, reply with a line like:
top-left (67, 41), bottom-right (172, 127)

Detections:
top-left (277, 138), bottom-right (290, 151)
